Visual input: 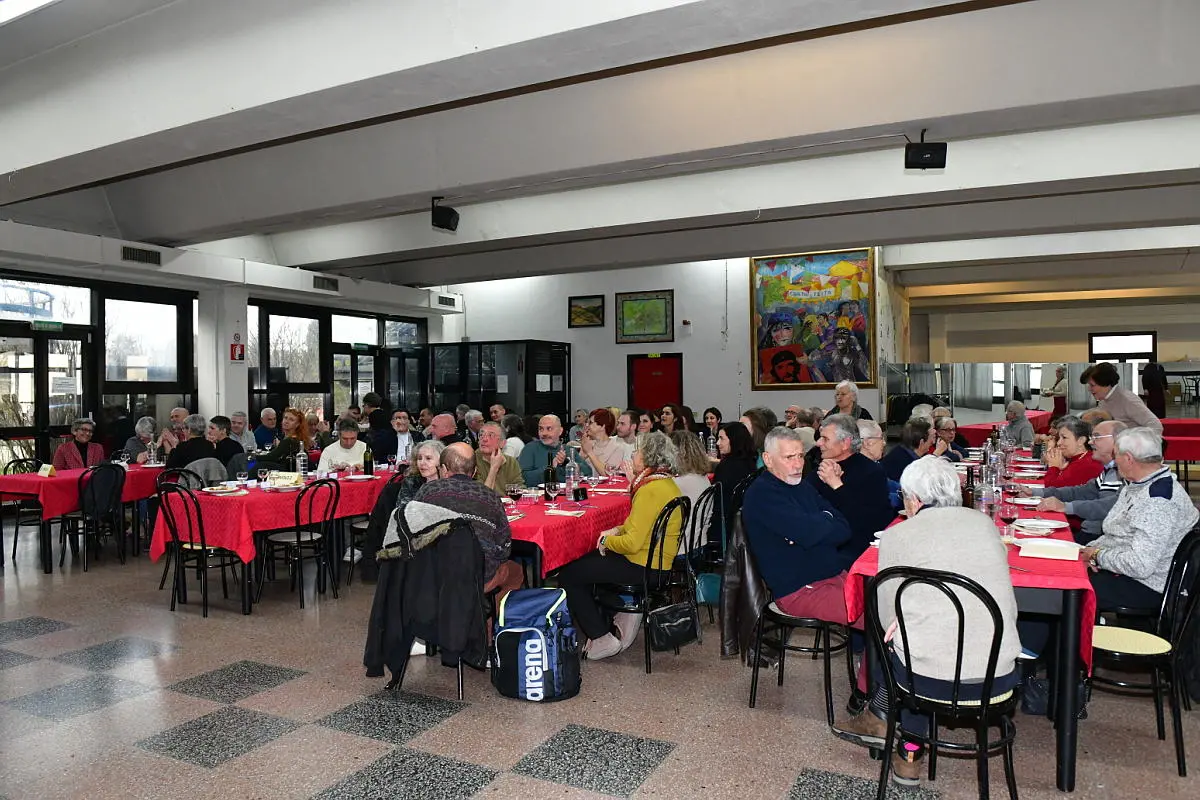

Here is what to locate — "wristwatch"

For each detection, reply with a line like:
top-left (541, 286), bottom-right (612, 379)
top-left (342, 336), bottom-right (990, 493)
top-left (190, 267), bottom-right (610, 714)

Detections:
top-left (1088, 549), bottom-right (1101, 569)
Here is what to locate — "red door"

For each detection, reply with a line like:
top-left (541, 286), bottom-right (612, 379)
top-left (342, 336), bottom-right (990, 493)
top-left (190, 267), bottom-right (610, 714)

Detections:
top-left (628, 354), bottom-right (683, 411)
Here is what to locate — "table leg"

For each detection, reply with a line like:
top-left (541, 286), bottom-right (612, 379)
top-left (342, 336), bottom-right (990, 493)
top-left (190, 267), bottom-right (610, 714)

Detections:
top-left (1055, 589), bottom-right (1083, 792)
top-left (40, 519), bottom-right (52, 574)
top-left (532, 548), bottom-right (543, 588)
top-left (241, 558), bottom-right (253, 615)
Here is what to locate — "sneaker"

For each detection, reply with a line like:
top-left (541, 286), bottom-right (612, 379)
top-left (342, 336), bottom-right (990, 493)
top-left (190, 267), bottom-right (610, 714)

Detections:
top-left (410, 639), bottom-right (427, 656)
top-left (342, 547), bottom-right (354, 563)
top-left (585, 633), bottom-right (622, 661)
top-left (342, 547), bottom-right (362, 563)
top-left (831, 710), bottom-right (887, 748)
top-left (846, 689), bottom-right (868, 717)
top-left (891, 744), bottom-right (922, 787)
top-left (613, 613), bottom-right (642, 652)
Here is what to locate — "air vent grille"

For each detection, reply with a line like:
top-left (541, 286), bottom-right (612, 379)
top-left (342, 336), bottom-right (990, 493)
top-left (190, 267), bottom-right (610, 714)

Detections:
top-left (313, 276), bottom-right (339, 292)
top-left (437, 295), bottom-right (457, 307)
top-left (121, 245), bottom-right (161, 266)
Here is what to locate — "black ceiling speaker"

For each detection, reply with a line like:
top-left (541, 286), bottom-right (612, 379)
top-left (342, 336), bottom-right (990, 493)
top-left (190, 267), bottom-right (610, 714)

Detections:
top-left (431, 196), bottom-right (459, 232)
top-left (905, 129), bottom-right (947, 170)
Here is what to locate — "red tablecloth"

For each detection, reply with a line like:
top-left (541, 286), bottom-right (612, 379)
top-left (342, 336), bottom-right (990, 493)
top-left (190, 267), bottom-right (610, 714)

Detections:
top-left (0, 465), bottom-right (161, 519)
top-left (1162, 419), bottom-right (1200, 437)
top-left (845, 505), bottom-right (1097, 672)
top-left (149, 471), bottom-right (395, 564)
top-left (510, 491), bottom-right (633, 576)
top-left (1164, 436), bottom-right (1200, 461)
top-left (958, 409), bottom-right (1053, 447)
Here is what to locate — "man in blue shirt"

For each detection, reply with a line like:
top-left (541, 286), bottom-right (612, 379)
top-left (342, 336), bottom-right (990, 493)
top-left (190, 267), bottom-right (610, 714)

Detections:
top-left (253, 407), bottom-right (280, 449)
top-left (742, 426), bottom-right (854, 624)
top-left (518, 414), bottom-right (569, 486)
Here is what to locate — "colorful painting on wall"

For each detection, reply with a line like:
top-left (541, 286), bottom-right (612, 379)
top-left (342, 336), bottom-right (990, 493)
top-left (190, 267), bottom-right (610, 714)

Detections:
top-left (615, 290), bottom-right (674, 344)
top-left (567, 295), bottom-right (605, 328)
top-left (750, 248), bottom-right (875, 389)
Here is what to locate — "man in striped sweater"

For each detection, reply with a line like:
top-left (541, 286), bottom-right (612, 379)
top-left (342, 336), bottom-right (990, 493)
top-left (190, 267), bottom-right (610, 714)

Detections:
top-left (1082, 427), bottom-right (1199, 612)
top-left (1024, 419), bottom-right (1127, 544)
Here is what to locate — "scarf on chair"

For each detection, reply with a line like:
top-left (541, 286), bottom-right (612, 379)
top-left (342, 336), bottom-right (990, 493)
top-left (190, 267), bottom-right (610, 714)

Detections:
top-left (629, 467), bottom-right (674, 498)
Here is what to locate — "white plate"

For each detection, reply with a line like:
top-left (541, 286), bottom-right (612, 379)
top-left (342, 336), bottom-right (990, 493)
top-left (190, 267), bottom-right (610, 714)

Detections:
top-left (1010, 497), bottom-right (1042, 507)
top-left (343, 474), bottom-right (377, 482)
top-left (201, 486), bottom-right (240, 494)
top-left (263, 484), bottom-right (303, 492)
top-left (1013, 518), bottom-right (1069, 535)
top-left (1012, 471), bottom-right (1045, 478)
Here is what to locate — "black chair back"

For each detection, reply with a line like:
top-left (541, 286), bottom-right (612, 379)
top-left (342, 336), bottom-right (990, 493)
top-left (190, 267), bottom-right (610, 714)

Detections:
top-left (686, 483), bottom-right (720, 557)
top-left (868, 566), bottom-right (1008, 718)
top-left (296, 478), bottom-right (340, 536)
top-left (79, 462), bottom-right (127, 520)
top-left (158, 482), bottom-right (207, 550)
top-left (1157, 526), bottom-right (1200, 646)
top-left (4, 458), bottom-right (41, 475)
top-left (730, 469), bottom-right (761, 517)
top-left (226, 451), bottom-right (252, 481)
top-left (157, 467), bottom-right (203, 491)
top-left (386, 469), bottom-right (409, 488)
top-left (644, 495), bottom-right (691, 576)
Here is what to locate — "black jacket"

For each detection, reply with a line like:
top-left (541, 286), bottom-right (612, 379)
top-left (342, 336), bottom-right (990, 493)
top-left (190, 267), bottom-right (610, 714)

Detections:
top-left (719, 511), bottom-right (771, 662)
top-left (363, 520), bottom-right (488, 683)
top-left (166, 437), bottom-right (216, 470)
top-left (803, 451), bottom-right (894, 565)
top-left (372, 428), bottom-right (426, 460)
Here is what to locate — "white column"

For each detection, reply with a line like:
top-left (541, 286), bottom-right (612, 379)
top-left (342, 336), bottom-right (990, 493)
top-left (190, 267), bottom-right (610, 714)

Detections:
top-left (195, 287), bottom-right (249, 419)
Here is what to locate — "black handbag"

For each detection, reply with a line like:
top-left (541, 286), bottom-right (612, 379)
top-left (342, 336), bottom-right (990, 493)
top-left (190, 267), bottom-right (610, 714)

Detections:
top-left (647, 600), bottom-right (701, 651)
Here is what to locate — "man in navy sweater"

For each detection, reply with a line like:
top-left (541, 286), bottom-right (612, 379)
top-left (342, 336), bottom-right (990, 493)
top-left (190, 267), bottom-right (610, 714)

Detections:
top-left (880, 417), bottom-right (937, 481)
top-left (805, 413), bottom-right (895, 561)
top-left (743, 426), bottom-right (855, 623)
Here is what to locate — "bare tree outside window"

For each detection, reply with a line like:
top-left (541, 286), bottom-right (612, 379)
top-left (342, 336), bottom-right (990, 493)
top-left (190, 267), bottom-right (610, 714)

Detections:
top-left (268, 315), bottom-right (319, 384)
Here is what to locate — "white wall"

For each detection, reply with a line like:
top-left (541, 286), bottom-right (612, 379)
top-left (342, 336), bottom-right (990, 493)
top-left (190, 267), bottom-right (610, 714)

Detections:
top-left (926, 303), bottom-right (1200, 363)
top-left (448, 259), bottom-right (882, 418)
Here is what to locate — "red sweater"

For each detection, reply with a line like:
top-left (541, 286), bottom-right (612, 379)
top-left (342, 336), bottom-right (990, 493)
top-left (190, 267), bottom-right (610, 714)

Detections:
top-left (1043, 452), bottom-right (1103, 489)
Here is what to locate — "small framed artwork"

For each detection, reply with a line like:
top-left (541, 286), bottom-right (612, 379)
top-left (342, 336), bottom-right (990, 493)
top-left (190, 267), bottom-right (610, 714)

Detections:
top-left (567, 294), bottom-right (605, 328)
top-left (615, 290), bottom-right (674, 344)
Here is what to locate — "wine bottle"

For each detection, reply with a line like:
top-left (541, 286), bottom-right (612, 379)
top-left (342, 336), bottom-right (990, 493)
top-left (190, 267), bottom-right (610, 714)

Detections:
top-left (363, 440), bottom-right (374, 476)
top-left (543, 453), bottom-right (555, 502)
top-left (962, 465), bottom-right (976, 509)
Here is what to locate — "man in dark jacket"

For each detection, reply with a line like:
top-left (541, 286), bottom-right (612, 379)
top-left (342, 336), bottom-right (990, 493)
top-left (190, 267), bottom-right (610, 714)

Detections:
top-left (805, 413), bottom-right (894, 562)
top-left (372, 409), bottom-right (425, 461)
top-left (881, 417), bottom-right (936, 481)
top-left (743, 427), bottom-right (854, 624)
top-left (166, 414), bottom-right (216, 469)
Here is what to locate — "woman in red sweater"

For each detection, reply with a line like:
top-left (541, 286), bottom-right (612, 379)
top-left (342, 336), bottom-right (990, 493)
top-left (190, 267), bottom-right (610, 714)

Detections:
top-left (1042, 415), bottom-right (1103, 489)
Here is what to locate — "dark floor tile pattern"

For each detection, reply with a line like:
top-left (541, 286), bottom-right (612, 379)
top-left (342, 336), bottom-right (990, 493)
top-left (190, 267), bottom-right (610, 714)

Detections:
top-left (312, 747), bottom-right (498, 799)
top-left (4, 673), bottom-right (154, 721)
top-left (512, 723), bottom-right (675, 798)
top-left (52, 636), bottom-right (178, 672)
top-left (0, 648), bottom-right (39, 670)
top-left (316, 690), bottom-right (465, 745)
top-left (168, 660), bottom-right (306, 704)
top-left (136, 705), bottom-right (301, 768)
top-left (0, 616), bottom-right (71, 644)
top-left (789, 768), bottom-right (941, 799)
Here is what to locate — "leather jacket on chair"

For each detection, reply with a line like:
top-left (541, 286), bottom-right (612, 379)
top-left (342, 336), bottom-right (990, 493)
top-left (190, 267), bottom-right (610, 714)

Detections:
top-left (719, 511), bottom-right (770, 663)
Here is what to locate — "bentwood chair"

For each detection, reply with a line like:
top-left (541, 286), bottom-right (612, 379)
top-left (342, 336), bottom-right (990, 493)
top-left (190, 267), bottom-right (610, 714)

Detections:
top-left (597, 495), bottom-right (692, 674)
top-left (257, 478), bottom-right (340, 609)
top-left (1090, 527), bottom-right (1200, 777)
top-left (154, 468), bottom-right (204, 590)
top-left (743, 533), bottom-right (854, 724)
top-left (157, 483), bottom-right (243, 617)
top-left (868, 567), bottom-right (1019, 800)
top-left (60, 462), bottom-right (127, 571)
top-left (5, 458), bottom-right (43, 564)
top-left (681, 482), bottom-right (722, 621)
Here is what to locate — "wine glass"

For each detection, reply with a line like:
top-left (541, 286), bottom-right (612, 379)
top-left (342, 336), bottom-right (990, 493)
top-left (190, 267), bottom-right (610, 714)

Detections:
top-left (387, 454), bottom-right (397, 471)
top-left (236, 471), bottom-right (248, 485)
top-left (256, 467), bottom-right (269, 485)
top-left (998, 502), bottom-right (1018, 536)
top-left (506, 483), bottom-right (523, 503)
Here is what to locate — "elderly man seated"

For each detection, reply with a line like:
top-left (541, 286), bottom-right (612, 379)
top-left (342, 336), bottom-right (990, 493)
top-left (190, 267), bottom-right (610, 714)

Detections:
top-left (933, 417), bottom-right (968, 461)
top-left (858, 420), bottom-right (901, 510)
top-left (475, 422), bottom-right (525, 491)
top-left (833, 456), bottom-right (1020, 789)
top-left (1017, 419), bottom-right (1127, 544)
top-left (804, 414), bottom-right (894, 561)
top-left (166, 414), bottom-right (215, 469)
top-left (462, 409), bottom-right (485, 448)
top-left (881, 417), bottom-right (943, 481)
top-left (407, 443), bottom-right (524, 596)
top-left (426, 413), bottom-right (463, 446)
top-left (318, 418), bottom-right (367, 473)
top-left (742, 427), bottom-right (854, 623)
top-left (517, 414), bottom-right (568, 486)
top-left (1081, 427), bottom-right (1199, 612)
top-left (1002, 401), bottom-right (1034, 447)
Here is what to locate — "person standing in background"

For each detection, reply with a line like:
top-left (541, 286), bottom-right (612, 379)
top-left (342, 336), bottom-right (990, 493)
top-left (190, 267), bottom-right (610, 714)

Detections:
top-left (1142, 362), bottom-right (1169, 419)
top-left (1042, 365), bottom-right (1068, 420)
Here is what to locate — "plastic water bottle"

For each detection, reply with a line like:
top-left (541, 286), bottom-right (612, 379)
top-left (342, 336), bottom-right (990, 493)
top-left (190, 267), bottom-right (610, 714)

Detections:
top-left (706, 434), bottom-right (719, 460)
top-left (295, 449), bottom-right (308, 479)
top-left (564, 451), bottom-right (580, 498)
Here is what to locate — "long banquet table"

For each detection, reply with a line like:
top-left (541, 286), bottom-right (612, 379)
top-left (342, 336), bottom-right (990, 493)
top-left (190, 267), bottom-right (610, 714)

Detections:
top-left (0, 464), bottom-right (162, 574)
top-left (844, 461), bottom-right (1095, 792)
top-left (958, 409), bottom-right (1053, 447)
top-left (508, 485), bottom-right (632, 581)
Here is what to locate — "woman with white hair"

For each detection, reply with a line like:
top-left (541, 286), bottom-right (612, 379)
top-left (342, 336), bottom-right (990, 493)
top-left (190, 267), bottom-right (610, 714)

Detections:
top-left (833, 456), bottom-right (1020, 787)
top-left (123, 416), bottom-right (158, 463)
top-left (824, 380), bottom-right (873, 421)
top-left (1002, 400), bottom-right (1034, 446)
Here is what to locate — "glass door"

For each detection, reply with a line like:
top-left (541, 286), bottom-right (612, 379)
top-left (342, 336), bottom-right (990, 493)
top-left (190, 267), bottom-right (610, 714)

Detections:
top-left (330, 345), bottom-right (381, 415)
top-left (0, 325), bottom-right (94, 468)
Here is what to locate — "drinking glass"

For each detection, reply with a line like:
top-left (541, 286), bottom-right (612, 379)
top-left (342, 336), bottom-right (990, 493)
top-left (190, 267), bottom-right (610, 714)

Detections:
top-left (387, 455), bottom-right (397, 471)
top-left (506, 483), bottom-right (523, 503)
top-left (256, 468), bottom-right (269, 484)
top-left (236, 471), bottom-right (248, 485)
top-left (998, 502), bottom-right (1019, 536)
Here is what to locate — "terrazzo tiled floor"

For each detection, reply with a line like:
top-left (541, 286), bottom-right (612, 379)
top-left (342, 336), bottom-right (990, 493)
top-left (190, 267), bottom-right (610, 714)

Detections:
top-left (2, 523), bottom-right (1200, 799)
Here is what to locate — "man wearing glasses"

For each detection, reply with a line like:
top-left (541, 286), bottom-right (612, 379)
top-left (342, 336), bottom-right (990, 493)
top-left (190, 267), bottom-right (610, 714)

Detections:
top-left (52, 418), bottom-right (106, 471)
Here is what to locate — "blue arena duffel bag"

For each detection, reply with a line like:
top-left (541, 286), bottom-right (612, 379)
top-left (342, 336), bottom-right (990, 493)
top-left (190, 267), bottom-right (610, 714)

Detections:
top-left (492, 588), bottom-right (581, 702)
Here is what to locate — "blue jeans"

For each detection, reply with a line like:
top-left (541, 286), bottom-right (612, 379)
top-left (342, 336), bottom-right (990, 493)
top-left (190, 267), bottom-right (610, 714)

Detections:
top-left (871, 649), bottom-right (1019, 738)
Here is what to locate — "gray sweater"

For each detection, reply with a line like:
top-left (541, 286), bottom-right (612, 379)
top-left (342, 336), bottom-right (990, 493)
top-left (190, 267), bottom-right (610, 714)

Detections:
top-left (1034, 460), bottom-right (1123, 540)
top-left (1002, 416), bottom-right (1034, 447)
top-left (877, 506), bottom-right (1020, 682)
top-left (1092, 467), bottom-right (1198, 593)
top-left (1097, 385), bottom-right (1163, 434)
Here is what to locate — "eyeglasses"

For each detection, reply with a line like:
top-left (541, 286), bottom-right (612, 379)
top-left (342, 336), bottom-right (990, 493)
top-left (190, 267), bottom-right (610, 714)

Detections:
top-left (77, 428), bottom-right (94, 435)
top-left (1091, 434), bottom-right (1114, 440)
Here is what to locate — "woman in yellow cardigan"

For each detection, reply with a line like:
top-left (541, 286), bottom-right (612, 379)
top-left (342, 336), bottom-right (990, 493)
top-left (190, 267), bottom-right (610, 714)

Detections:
top-left (555, 431), bottom-right (683, 660)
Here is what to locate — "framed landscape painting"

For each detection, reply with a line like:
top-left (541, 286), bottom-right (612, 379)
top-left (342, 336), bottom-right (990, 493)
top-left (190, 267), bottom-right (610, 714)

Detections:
top-left (567, 294), bottom-right (605, 328)
top-left (750, 248), bottom-right (875, 390)
top-left (615, 290), bottom-right (674, 344)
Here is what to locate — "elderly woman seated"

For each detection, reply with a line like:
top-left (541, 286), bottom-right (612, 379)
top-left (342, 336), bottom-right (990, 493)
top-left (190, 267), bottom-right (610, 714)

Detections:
top-left (857, 419), bottom-right (901, 510)
top-left (123, 416), bottom-right (158, 463)
top-left (826, 380), bottom-right (873, 421)
top-left (832, 456), bottom-right (1021, 789)
top-left (554, 431), bottom-right (682, 661)
top-left (52, 418), bottom-right (107, 471)
top-left (1002, 400), bottom-right (1035, 447)
top-left (933, 416), bottom-right (968, 461)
